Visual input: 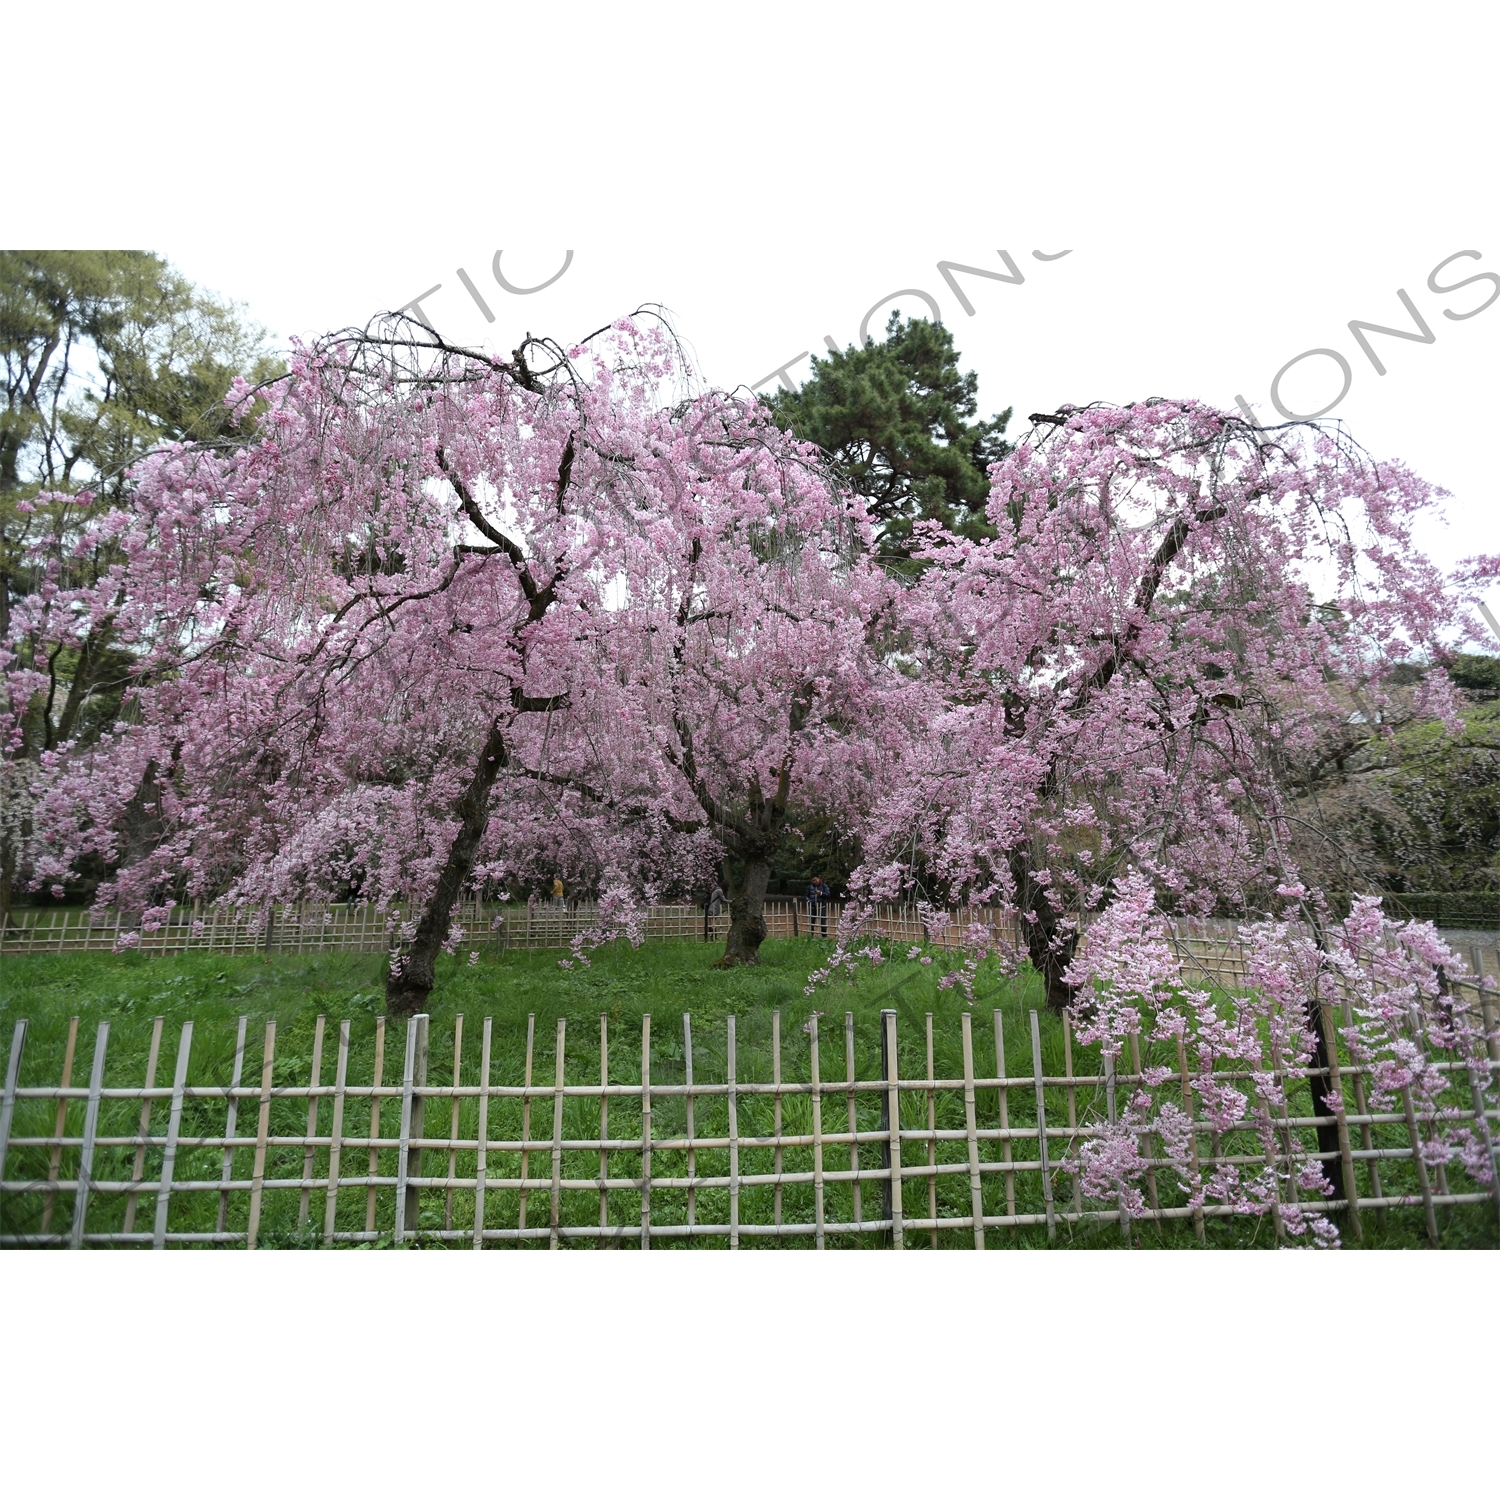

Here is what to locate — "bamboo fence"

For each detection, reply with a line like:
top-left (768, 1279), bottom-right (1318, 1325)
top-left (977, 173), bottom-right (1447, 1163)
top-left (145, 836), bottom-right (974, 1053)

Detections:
top-left (3, 981), bottom-right (1496, 1249)
top-left (5, 899), bottom-right (1498, 991)
top-left (0, 898), bottom-right (897, 955)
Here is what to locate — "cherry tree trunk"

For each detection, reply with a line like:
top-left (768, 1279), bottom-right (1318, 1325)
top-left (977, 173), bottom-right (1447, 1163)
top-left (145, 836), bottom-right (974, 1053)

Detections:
top-left (1027, 925), bottom-right (1079, 1013)
top-left (1011, 854), bottom-right (1079, 1012)
top-left (1305, 1007), bottom-right (1347, 1202)
top-left (386, 722), bottom-right (506, 1017)
top-left (716, 857), bottom-right (772, 967)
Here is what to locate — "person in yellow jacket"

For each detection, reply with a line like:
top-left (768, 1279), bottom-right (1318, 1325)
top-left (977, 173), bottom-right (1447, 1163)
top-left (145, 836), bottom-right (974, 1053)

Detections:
top-left (551, 876), bottom-right (565, 909)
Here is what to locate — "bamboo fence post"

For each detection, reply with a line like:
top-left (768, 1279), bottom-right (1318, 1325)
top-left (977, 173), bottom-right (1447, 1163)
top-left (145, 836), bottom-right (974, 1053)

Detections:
top-left (883, 1009), bottom-right (904, 1249)
top-left (1398, 1070), bottom-right (1439, 1244)
top-left (246, 1022), bottom-right (277, 1250)
top-left (1103, 1051), bottom-right (1131, 1245)
top-left (727, 1014), bottom-right (740, 1250)
top-left (473, 1016), bottom-right (492, 1249)
top-left (68, 1023), bottom-right (109, 1250)
top-left (845, 1011), bottom-right (861, 1228)
top-left (1478, 973), bottom-right (1500, 1071)
top-left (404, 1014), bottom-right (430, 1239)
top-left (41, 1015), bottom-right (79, 1234)
top-left (684, 1013), bottom-right (696, 1231)
top-left (0, 1020), bottom-right (27, 1191)
top-left (640, 1013), bottom-right (652, 1251)
top-left (1175, 1034), bottom-right (1206, 1244)
top-left (772, 1010), bottom-right (783, 1230)
top-left (123, 1016), bottom-right (165, 1235)
top-left (298, 1016), bottom-right (325, 1229)
top-left (1445, 977), bottom-right (1500, 1224)
top-left (1464, 1041), bottom-right (1500, 1227)
top-left (993, 1011), bottom-right (1014, 1219)
top-left (1341, 1000), bottom-right (1384, 1227)
top-left (1315, 996), bottom-right (1362, 1242)
top-left (151, 1022), bottom-right (193, 1250)
top-left (1415, 983), bottom-right (1456, 1208)
top-left (445, 1014), bottom-right (464, 1232)
top-left (597, 1014), bottom-right (608, 1245)
top-left (549, 1019), bottom-right (566, 1250)
top-left (518, 1014), bottom-right (535, 1234)
top-left (925, 1013), bottom-right (937, 1248)
top-left (1266, 1030), bottom-right (1303, 1237)
top-left (394, 1015), bottom-right (420, 1246)
top-left (323, 1020), bottom-right (350, 1247)
top-left (1202, 1018), bottom-right (1230, 1215)
top-left (810, 1013), bottom-right (825, 1249)
top-left (1029, 1011), bottom-right (1056, 1244)
top-left (1129, 1031), bottom-right (1160, 1215)
top-left (216, 1016), bottom-right (248, 1238)
top-left (961, 1011), bottom-right (985, 1249)
top-left (366, 1017), bottom-right (385, 1235)
top-left (1252, 1055), bottom-right (1288, 1244)
top-left (1062, 1012), bottom-right (1083, 1218)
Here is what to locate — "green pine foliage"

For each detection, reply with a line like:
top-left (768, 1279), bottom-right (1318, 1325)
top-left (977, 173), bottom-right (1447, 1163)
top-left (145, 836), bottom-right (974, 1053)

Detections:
top-left (2, 250), bottom-right (281, 510)
top-left (762, 313), bottom-right (1012, 563)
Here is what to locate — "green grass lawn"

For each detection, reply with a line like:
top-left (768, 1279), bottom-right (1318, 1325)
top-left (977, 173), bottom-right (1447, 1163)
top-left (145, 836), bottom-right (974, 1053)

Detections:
top-left (2, 938), bottom-right (1494, 1249)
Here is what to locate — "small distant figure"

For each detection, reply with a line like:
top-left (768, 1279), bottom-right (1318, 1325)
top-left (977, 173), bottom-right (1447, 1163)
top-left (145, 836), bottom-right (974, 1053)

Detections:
top-left (806, 876), bottom-right (830, 937)
top-left (707, 884), bottom-right (726, 917)
top-left (552, 876), bottom-right (566, 909)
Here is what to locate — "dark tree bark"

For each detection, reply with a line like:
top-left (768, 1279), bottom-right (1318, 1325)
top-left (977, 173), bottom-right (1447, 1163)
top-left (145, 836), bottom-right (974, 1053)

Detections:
top-left (383, 440), bottom-right (568, 1017)
top-left (718, 854), bottom-right (774, 967)
top-left (1304, 1004), bottom-right (1347, 1203)
top-left (666, 631), bottom-right (809, 967)
top-left (999, 497), bottom-right (1232, 1012)
top-left (702, 752), bottom-right (805, 969)
top-left (1300, 909), bottom-right (1348, 1205)
top-left (1010, 850), bottom-right (1079, 1013)
top-left (385, 720), bottom-right (509, 1017)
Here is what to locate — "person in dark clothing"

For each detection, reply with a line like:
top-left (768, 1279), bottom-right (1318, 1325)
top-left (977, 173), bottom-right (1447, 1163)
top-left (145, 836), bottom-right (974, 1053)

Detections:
top-left (806, 877), bottom-right (830, 937)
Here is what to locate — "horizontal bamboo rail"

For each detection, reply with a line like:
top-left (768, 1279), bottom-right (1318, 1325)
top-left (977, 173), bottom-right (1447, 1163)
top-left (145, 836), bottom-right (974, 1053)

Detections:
top-left (3, 985), bottom-right (1496, 1249)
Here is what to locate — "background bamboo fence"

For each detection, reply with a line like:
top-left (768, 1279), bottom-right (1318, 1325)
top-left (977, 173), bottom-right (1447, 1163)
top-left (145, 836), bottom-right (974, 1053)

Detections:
top-left (5, 899), bottom-right (1498, 991)
top-left (0, 898), bottom-right (894, 955)
top-left (3, 978), bottom-right (1496, 1249)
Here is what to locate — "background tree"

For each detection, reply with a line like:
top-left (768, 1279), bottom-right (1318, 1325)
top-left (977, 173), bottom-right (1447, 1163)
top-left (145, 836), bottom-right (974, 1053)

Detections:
top-left (763, 313), bottom-right (1012, 563)
top-left (0, 252), bottom-right (277, 923)
top-left (575, 393), bottom-right (900, 966)
top-left (1289, 654), bottom-right (1499, 900)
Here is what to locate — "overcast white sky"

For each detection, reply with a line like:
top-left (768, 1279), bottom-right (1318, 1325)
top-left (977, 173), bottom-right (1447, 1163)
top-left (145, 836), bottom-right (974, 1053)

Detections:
top-left (166, 244), bottom-right (1498, 583)
top-left (8, 2), bottom-right (1496, 626)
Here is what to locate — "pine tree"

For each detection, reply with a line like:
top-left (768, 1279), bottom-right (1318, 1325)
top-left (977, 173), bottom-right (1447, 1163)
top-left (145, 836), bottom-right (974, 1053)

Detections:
top-left (763, 312), bottom-right (1012, 561)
